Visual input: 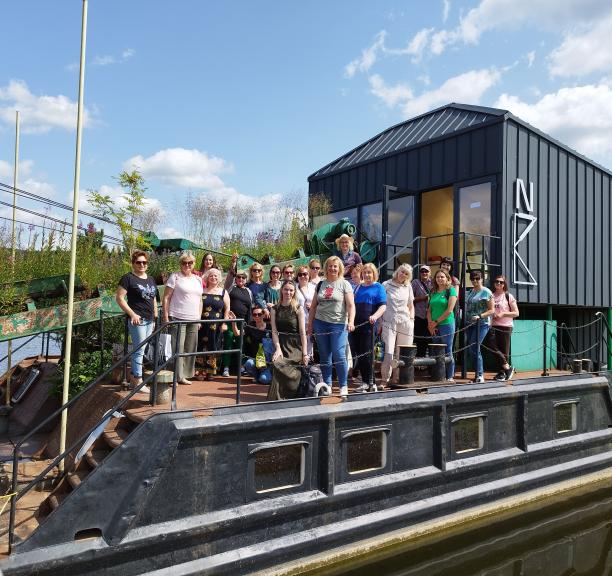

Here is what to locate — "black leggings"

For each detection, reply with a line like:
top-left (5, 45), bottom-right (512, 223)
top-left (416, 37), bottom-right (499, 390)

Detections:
top-left (486, 325), bottom-right (512, 369)
top-left (349, 324), bottom-right (375, 385)
top-left (414, 316), bottom-right (429, 357)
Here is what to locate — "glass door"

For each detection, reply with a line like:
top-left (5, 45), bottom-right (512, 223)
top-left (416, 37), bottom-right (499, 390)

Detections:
top-left (420, 187), bottom-right (453, 266)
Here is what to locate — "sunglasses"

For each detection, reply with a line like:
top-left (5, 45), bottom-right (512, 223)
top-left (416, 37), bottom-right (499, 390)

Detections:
top-left (236, 275), bottom-right (247, 280)
top-left (494, 280), bottom-right (505, 284)
top-left (252, 312), bottom-right (263, 317)
top-left (271, 270), bottom-right (281, 274)
top-left (471, 276), bottom-right (482, 281)
top-left (134, 260), bottom-right (148, 265)
top-left (310, 266), bottom-right (320, 270)
top-left (182, 261), bottom-right (195, 266)
top-left (252, 269), bottom-right (263, 272)
top-left (420, 270), bottom-right (429, 274)
top-left (297, 272), bottom-right (309, 277)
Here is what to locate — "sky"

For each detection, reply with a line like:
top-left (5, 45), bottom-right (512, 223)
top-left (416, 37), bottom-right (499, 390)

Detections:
top-left (1, 0), bottom-right (611, 243)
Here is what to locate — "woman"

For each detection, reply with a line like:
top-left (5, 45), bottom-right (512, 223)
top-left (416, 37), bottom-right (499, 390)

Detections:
top-left (243, 305), bottom-right (273, 385)
top-left (267, 281), bottom-right (309, 400)
top-left (334, 234), bottom-right (362, 279)
top-left (200, 268), bottom-right (230, 379)
top-left (487, 275), bottom-right (519, 381)
top-left (296, 265), bottom-right (315, 357)
top-left (427, 270), bottom-right (458, 382)
top-left (222, 270), bottom-right (252, 377)
top-left (308, 259), bottom-right (322, 287)
top-left (307, 256), bottom-right (355, 397)
top-left (116, 250), bottom-right (158, 393)
top-left (264, 265), bottom-right (282, 310)
top-left (349, 263), bottom-right (364, 291)
top-left (381, 264), bottom-right (415, 387)
top-left (162, 251), bottom-right (203, 385)
top-left (247, 262), bottom-right (267, 312)
top-left (350, 263), bottom-right (386, 392)
top-left (196, 253), bottom-right (218, 277)
top-left (465, 270), bottom-right (494, 383)
top-left (411, 265), bottom-right (432, 358)
top-left (439, 257), bottom-right (461, 289)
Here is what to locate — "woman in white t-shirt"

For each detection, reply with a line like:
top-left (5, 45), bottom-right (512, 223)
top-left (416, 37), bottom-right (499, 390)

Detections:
top-left (487, 275), bottom-right (519, 381)
top-left (162, 251), bottom-right (203, 384)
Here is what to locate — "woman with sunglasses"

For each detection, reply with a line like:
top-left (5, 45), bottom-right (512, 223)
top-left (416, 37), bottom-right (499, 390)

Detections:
top-left (243, 306), bottom-right (273, 384)
top-left (221, 270), bottom-right (253, 377)
top-left (487, 275), bottom-right (519, 381)
top-left (264, 265), bottom-right (282, 311)
top-left (465, 270), bottom-right (494, 383)
top-left (296, 265), bottom-right (315, 356)
top-left (308, 259), bottom-right (322, 287)
top-left (246, 262), bottom-right (267, 312)
top-left (162, 251), bottom-right (203, 385)
top-left (267, 281), bottom-right (309, 400)
top-left (199, 268), bottom-right (230, 379)
top-left (116, 250), bottom-right (158, 393)
top-left (427, 269), bottom-right (458, 382)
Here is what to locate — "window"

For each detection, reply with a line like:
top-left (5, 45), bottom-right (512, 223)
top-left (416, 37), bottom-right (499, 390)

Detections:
top-left (250, 442), bottom-right (306, 493)
top-left (451, 414), bottom-right (485, 455)
top-left (554, 401), bottom-right (578, 434)
top-left (361, 203), bottom-right (382, 242)
top-left (388, 195), bottom-right (415, 266)
top-left (343, 428), bottom-right (389, 475)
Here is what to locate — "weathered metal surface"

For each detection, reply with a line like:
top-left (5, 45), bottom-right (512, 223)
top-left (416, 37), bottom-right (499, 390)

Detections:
top-left (3, 374), bottom-right (612, 575)
top-left (0, 274), bottom-right (84, 301)
top-left (0, 294), bottom-right (123, 342)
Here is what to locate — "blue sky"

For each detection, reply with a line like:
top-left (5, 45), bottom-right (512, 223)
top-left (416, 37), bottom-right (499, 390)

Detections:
top-left (1, 0), bottom-right (611, 241)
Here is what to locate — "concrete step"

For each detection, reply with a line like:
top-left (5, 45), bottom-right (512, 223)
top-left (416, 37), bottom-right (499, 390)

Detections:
top-left (85, 447), bottom-right (110, 469)
top-left (66, 468), bottom-right (90, 490)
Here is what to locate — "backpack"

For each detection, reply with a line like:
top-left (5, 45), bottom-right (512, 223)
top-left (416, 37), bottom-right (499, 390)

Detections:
top-left (297, 364), bottom-right (324, 398)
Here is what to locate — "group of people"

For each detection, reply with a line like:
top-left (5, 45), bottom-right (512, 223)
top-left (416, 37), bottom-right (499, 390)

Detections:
top-left (116, 236), bottom-right (519, 398)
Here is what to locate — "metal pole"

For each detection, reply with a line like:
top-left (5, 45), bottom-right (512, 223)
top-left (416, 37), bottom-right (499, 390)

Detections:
top-left (235, 320), bottom-right (244, 405)
top-left (99, 309), bottom-right (104, 375)
top-left (6, 111), bottom-right (20, 407)
top-left (59, 0), bottom-right (88, 473)
top-left (171, 322), bottom-right (181, 411)
top-left (151, 319), bottom-right (160, 406)
top-left (475, 321), bottom-right (480, 381)
top-left (541, 321), bottom-right (549, 376)
top-left (122, 316), bottom-right (129, 387)
top-left (608, 308), bottom-right (612, 370)
top-left (461, 237), bottom-right (467, 379)
top-left (370, 323), bottom-right (376, 390)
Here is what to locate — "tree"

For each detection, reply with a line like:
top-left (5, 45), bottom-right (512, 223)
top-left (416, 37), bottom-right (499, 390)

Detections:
top-left (88, 170), bottom-right (150, 255)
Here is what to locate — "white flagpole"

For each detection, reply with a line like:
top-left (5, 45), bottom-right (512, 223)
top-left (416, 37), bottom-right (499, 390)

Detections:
top-left (6, 111), bottom-right (20, 406)
top-left (59, 0), bottom-right (88, 471)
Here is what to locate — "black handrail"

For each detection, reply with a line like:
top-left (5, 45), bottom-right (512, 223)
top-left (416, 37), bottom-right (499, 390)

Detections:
top-left (8, 317), bottom-right (245, 552)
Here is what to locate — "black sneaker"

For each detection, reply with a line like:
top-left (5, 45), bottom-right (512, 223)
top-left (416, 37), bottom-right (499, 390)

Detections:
top-left (505, 366), bottom-right (515, 381)
top-left (494, 370), bottom-right (507, 381)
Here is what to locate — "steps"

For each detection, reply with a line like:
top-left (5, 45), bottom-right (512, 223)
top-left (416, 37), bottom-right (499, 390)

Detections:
top-left (2, 413), bottom-right (139, 552)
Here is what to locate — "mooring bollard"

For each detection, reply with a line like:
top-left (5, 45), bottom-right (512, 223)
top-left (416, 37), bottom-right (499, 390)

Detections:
top-left (144, 370), bottom-right (173, 404)
top-left (572, 359), bottom-right (583, 374)
top-left (428, 343), bottom-right (447, 382)
top-left (396, 345), bottom-right (417, 388)
top-left (581, 358), bottom-right (592, 373)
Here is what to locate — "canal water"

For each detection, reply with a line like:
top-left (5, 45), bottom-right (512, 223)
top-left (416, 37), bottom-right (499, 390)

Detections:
top-left (317, 483), bottom-right (612, 576)
top-left (0, 335), bottom-right (61, 373)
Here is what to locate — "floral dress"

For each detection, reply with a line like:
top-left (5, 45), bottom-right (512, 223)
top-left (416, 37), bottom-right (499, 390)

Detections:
top-left (200, 289), bottom-right (225, 375)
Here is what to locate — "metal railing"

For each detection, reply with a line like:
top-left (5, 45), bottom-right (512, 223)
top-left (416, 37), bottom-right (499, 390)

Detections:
top-left (7, 317), bottom-right (244, 552)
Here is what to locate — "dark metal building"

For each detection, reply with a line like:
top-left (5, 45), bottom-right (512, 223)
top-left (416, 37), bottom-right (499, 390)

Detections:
top-left (308, 103), bottom-right (612, 364)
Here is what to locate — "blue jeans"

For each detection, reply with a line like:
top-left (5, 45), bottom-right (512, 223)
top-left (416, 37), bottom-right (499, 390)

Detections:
top-left (434, 321), bottom-right (455, 380)
top-left (313, 318), bottom-right (348, 388)
top-left (467, 321), bottom-right (490, 377)
top-left (128, 318), bottom-right (154, 378)
top-left (244, 358), bottom-right (272, 384)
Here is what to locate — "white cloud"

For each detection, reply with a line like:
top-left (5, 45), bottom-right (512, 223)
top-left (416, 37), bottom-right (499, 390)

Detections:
top-left (368, 74), bottom-right (413, 108)
top-left (0, 158), bottom-right (55, 199)
top-left (344, 31), bottom-right (387, 78)
top-left (160, 226), bottom-right (182, 238)
top-left (124, 148), bottom-right (234, 191)
top-left (0, 80), bottom-right (92, 133)
top-left (0, 159), bottom-right (34, 180)
top-left (422, 0), bottom-right (612, 55)
top-left (549, 15), bottom-right (612, 77)
top-left (367, 68), bottom-right (501, 118)
top-left (526, 51), bottom-right (536, 68)
top-left (92, 48), bottom-right (136, 67)
top-left (442, 0), bottom-right (451, 23)
top-left (494, 81), bottom-right (612, 162)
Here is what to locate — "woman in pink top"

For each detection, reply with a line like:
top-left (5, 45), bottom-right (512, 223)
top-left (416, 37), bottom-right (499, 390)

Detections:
top-left (162, 251), bottom-right (203, 384)
top-left (487, 275), bottom-right (519, 381)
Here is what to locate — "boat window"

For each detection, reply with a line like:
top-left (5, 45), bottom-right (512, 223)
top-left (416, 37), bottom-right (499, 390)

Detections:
top-left (345, 430), bottom-right (387, 474)
top-left (452, 415), bottom-right (485, 454)
top-left (554, 401), bottom-right (578, 434)
top-left (252, 443), bottom-right (305, 493)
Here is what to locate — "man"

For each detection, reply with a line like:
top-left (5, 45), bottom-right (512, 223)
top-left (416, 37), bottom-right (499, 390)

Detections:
top-left (282, 265), bottom-right (295, 281)
top-left (411, 265), bottom-right (432, 358)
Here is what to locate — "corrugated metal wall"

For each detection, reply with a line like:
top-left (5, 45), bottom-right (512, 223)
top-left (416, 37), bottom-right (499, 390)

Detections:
top-left (502, 119), bottom-right (612, 308)
top-left (308, 123), bottom-right (504, 209)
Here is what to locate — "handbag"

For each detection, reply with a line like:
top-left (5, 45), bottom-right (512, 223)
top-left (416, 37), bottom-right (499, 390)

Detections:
top-left (145, 332), bottom-right (173, 365)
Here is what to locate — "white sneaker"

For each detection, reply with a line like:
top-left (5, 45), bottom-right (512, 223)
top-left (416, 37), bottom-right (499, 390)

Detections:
top-left (222, 367), bottom-right (230, 377)
top-left (446, 378), bottom-right (455, 383)
top-left (137, 385), bottom-right (151, 394)
top-left (355, 383), bottom-right (368, 393)
top-left (473, 376), bottom-right (485, 383)
top-left (340, 386), bottom-right (349, 398)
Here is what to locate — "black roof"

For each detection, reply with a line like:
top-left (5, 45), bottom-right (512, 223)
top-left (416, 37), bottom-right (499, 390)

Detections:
top-left (309, 103), bottom-right (507, 180)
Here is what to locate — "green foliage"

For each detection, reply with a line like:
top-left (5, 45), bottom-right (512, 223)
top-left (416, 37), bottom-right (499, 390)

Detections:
top-left (88, 170), bottom-right (151, 255)
top-left (51, 349), bottom-right (114, 399)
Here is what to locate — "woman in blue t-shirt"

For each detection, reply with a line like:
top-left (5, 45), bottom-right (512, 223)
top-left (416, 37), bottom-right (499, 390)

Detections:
top-left (465, 270), bottom-right (494, 382)
top-left (349, 263), bottom-right (387, 392)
